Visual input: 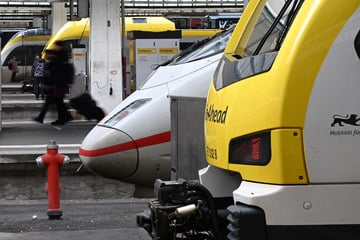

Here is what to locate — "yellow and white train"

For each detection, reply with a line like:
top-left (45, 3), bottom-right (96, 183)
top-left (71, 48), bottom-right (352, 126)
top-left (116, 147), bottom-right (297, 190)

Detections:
top-left (0, 17), bottom-right (221, 85)
top-left (43, 17), bottom-right (221, 52)
top-left (1, 28), bottom-right (51, 83)
top-left (141, 0), bottom-right (360, 239)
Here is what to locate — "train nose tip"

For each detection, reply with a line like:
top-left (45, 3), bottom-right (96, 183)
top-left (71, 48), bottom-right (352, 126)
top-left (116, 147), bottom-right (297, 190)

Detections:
top-left (79, 126), bottom-right (138, 179)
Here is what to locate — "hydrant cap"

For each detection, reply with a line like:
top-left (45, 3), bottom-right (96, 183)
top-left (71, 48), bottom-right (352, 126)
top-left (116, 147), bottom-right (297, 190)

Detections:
top-left (47, 140), bottom-right (59, 149)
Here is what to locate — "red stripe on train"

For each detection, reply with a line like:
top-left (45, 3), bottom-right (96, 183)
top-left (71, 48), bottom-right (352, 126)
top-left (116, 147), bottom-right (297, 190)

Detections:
top-left (79, 131), bottom-right (171, 157)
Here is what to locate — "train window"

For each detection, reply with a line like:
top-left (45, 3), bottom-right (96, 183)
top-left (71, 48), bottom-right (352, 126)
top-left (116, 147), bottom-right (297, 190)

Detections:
top-left (140, 27), bottom-right (233, 88)
top-left (169, 18), bottom-right (190, 29)
top-left (243, 0), bottom-right (303, 57)
top-left (104, 99), bottom-right (151, 126)
top-left (4, 46), bottom-right (26, 66)
top-left (29, 46), bottom-right (45, 62)
top-left (4, 45), bottom-right (45, 67)
top-left (171, 27), bottom-right (233, 65)
top-left (168, 17), bottom-right (209, 29)
top-left (214, 0), bottom-right (304, 90)
top-left (168, 15), bottom-right (240, 29)
top-left (206, 13), bottom-right (241, 29)
top-left (132, 18), bottom-right (147, 24)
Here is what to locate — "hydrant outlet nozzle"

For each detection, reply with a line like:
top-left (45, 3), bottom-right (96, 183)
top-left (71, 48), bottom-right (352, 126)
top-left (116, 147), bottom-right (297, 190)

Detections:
top-left (36, 156), bottom-right (44, 168)
top-left (63, 155), bottom-right (70, 165)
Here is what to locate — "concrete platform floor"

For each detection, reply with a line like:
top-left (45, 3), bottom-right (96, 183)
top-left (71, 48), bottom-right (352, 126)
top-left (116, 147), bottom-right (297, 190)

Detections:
top-left (0, 199), bottom-right (152, 240)
top-left (0, 99), bottom-right (153, 239)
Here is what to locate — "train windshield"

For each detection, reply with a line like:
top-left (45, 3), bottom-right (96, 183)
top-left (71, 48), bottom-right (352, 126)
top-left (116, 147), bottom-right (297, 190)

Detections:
top-left (241, 0), bottom-right (303, 57)
top-left (104, 99), bottom-right (151, 126)
top-left (214, 0), bottom-right (303, 90)
top-left (171, 27), bottom-right (233, 65)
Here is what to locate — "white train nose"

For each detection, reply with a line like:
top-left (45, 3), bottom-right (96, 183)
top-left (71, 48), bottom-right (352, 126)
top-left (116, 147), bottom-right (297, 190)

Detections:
top-left (79, 126), bottom-right (138, 180)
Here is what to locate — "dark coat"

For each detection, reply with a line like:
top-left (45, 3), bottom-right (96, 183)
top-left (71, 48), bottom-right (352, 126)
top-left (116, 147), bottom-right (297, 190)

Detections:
top-left (43, 49), bottom-right (74, 98)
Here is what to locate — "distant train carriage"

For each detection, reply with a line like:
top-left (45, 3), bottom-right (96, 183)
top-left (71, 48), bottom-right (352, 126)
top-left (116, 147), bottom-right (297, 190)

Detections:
top-left (42, 17), bottom-right (177, 95)
top-left (43, 16), bottom-right (221, 56)
top-left (43, 17), bottom-right (222, 95)
top-left (166, 13), bottom-right (241, 30)
top-left (1, 28), bottom-right (51, 83)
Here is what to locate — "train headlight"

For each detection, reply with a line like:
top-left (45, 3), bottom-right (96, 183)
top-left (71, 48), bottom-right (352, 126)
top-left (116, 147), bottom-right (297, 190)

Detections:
top-left (229, 131), bottom-right (271, 165)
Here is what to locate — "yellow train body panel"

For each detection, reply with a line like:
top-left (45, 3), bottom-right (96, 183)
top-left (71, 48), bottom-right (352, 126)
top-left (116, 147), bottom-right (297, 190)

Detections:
top-left (44, 17), bottom-right (222, 51)
top-left (3, 35), bottom-right (50, 53)
top-left (181, 29), bottom-right (222, 38)
top-left (43, 18), bottom-right (90, 54)
top-left (205, 0), bottom-right (360, 185)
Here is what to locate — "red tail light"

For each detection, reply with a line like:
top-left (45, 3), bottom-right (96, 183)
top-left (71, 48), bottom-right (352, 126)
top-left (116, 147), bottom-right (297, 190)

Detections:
top-left (229, 132), bottom-right (271, 165)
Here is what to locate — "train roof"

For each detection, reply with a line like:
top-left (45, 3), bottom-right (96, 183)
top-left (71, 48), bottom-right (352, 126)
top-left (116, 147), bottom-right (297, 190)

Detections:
top-left (2, 28), bottom-right (51, 55)
top-left (43, 17), bottom-right (175, 52)
top-left (9, 28), bottom-right (51, 40)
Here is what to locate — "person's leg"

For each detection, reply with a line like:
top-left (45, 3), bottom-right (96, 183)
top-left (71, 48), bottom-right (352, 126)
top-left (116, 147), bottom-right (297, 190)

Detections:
top-left (34, 98), bottom-right (50, 123)
top-left (33, 78), bottom-right (40, 99)
top-left (40, 78), bottom-right (45, 99)
top-left (52, 97), bottom-right (71, 125)
top-left (10, 72), bottom-right (16, 82)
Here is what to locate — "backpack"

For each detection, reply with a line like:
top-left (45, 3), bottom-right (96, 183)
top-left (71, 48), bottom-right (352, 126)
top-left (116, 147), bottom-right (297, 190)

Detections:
top-left (8, 61), bottom-right (12, 70)
top-left (33, 60), bottom-right (45, 78)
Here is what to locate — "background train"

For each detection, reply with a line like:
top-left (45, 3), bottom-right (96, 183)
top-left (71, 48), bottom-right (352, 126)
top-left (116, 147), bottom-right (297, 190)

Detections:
top-left (0, 13), bottom-right (240, 86)
top-left (42, 16), bottom-right (222, 96)
top-left (1, 28), bottom-right (51, 83)
top-left (79, 27), bottom-right (233, 195)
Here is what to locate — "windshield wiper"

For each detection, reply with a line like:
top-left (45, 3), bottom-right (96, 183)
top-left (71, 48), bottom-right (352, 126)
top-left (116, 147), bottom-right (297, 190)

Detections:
top-left (253, 0), bottom-right (293, 55)
top-left (275, 0), bottom-right (303, 51)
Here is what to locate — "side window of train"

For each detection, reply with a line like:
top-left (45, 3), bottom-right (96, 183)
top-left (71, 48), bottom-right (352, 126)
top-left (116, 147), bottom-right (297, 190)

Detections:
top-left (27, 46), bottom-right (45, 64)
top-left (355, 30), bottom-right (360, 60)
top-left (4, 45), bottom-right (44, 67)
top-left (5, 46), bottom-right (27, 66)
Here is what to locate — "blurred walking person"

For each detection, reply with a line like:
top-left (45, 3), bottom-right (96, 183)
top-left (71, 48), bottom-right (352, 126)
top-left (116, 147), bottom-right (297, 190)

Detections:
top-left (33, 41), bottom-right (74, 125)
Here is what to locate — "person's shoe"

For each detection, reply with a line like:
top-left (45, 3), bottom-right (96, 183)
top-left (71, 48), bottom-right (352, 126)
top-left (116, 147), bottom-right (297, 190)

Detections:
top-left (51, 120), bottom-right (65, 126)
top-left (33, 117), bottom-right (43, 124)
top-left (65, 113), bottom-right (73, 122)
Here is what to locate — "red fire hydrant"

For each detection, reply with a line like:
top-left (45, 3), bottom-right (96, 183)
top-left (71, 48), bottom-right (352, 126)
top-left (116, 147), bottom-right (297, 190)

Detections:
top-left (36, 140), bottom-right (70, 219)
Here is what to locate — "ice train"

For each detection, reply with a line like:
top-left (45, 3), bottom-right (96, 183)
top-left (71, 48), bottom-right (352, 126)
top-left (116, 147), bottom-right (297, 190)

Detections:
top-left (79, 27), bottom-right (233, 192)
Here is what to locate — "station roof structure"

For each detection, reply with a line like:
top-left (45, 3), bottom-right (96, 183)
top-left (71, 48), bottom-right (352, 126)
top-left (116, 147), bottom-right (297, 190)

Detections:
top-left (0, 0), bottom-right (244, 29)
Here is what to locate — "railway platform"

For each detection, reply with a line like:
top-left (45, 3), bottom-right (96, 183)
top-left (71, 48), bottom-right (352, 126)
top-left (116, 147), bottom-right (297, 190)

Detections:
top-left (0, 120), bottom-right (153, 240)
top-left (0, 86), bottom-right (153, 239)
top-left (0, 199), bottom-right (152, 240)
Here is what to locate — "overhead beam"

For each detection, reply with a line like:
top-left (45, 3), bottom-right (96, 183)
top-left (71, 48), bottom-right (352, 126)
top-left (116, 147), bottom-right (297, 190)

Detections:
top-left (0, 0), bottom-right (244, 27)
